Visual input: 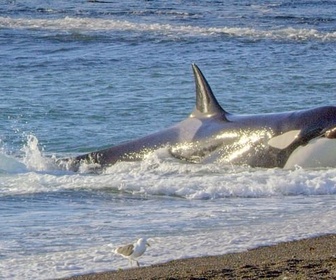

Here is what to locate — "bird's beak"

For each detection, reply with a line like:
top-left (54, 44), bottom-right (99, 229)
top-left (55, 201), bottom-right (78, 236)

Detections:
top-left (146, 242), bottom-right (150, 247)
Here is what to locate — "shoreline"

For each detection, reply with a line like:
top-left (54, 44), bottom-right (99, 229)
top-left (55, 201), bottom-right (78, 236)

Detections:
top-left (64, 234), bottom-right (336, 280)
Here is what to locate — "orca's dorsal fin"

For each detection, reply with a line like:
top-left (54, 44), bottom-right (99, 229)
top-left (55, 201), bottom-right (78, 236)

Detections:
top-left (190, 64), bottom-right (228, 119)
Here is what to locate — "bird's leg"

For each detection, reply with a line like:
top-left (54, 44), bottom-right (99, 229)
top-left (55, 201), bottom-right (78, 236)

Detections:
top-left (136, 260), bottom-right (140, 267)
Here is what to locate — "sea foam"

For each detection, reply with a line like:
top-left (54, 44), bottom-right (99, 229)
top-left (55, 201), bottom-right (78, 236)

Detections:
top-left (1, 135), bottom-right (336, 199)
top-left (1, 16), bottom-right (335, 41)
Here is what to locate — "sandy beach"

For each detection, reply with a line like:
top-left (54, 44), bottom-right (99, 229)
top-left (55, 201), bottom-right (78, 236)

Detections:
top-left (64, 234), bottom-right (336, 280)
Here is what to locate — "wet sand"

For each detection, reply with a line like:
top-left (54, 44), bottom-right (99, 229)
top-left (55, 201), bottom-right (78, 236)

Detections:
top-left (64, 234), bottom-right (336, 280)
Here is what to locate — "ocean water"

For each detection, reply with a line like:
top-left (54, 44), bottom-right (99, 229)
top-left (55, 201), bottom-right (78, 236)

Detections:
top-left (1, 0), bottom-right (336, 279)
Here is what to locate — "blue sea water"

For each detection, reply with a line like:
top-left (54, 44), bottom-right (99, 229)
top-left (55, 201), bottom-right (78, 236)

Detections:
top-left (1, 0), bottom-right (336, 279)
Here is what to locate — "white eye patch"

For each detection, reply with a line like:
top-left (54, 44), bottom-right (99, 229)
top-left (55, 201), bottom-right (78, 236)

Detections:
top-left (268, 130), bottom-right (301, 150)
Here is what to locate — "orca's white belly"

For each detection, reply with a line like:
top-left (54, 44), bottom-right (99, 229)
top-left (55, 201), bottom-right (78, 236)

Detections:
top-left (284, 138), bottom-right (336, 169)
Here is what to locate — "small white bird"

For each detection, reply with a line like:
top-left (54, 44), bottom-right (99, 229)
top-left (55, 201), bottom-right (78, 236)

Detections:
top-left (114, 238), bottom-right (150, 267)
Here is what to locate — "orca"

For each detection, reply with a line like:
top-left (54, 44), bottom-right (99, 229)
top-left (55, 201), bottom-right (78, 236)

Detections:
top-left (60, 64), bottom-right (336, 171)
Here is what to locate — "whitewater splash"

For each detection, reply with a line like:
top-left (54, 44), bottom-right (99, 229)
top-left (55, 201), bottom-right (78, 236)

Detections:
top-left (20, 134), bottom-right (58, 171)
top-left (1, 16), bottom-right (336, 41)
top-left (1, 134), bottom-right (336, 198)
top-left (0, 134), bottom-right (60, 174)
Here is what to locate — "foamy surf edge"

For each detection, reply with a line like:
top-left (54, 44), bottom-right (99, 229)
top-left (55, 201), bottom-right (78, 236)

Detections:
top-left (1, 16), bottom-right (336, 41)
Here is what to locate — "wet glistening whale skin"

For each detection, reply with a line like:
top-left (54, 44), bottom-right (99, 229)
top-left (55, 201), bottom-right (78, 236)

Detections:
top-left (61, 64), bottom-right (336, 171)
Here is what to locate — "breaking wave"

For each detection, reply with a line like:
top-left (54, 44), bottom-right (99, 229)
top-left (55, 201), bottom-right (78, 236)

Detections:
top-left (1, 16), bottom-right (336, 41)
